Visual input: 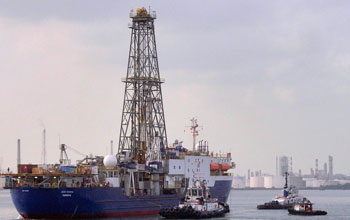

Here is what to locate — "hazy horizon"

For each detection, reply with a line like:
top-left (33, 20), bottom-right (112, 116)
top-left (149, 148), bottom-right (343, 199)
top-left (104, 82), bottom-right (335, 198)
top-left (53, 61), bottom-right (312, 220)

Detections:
top-left (1, 1), bottom-right (350, 176)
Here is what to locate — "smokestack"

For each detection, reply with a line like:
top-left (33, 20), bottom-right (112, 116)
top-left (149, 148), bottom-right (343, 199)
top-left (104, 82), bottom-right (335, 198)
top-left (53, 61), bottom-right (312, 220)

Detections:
top-left (110, 140), bottom-right (113, 155)
top-left (17, 139), bottom-right (21, 171)
top-left (315, 159), bottom-right (319, 178)
top-left (248, 169), bottom-right (250, 180)
top-left (42, 129), bottom-right (46, 164)
top-left (329, 156), bottom-right (333, 179)
top-left (298, 169), bottom-right (302, 177)
top-left (276, 156), bottom-right (278, 176)
top-left (324, 162), bottom-right (327, 176)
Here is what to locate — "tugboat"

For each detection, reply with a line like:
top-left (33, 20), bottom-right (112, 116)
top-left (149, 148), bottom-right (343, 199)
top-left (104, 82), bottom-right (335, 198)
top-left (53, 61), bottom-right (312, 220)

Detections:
top-left (160, 180), bottom-right (230, 219)
top-left (257, 172), bottom-right (307, 209)
top-left (288, 200), bottom-right (327, 216)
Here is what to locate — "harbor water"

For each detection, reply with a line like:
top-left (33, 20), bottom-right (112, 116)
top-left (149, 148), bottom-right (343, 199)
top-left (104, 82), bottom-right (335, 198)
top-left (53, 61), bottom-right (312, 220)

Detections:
top-left (1, 189), bottom-right (349, 219)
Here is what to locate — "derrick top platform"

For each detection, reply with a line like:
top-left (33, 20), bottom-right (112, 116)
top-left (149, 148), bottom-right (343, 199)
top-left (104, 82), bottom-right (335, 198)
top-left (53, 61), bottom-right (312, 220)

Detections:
top-left (129, 7), bottom-right (157, 21)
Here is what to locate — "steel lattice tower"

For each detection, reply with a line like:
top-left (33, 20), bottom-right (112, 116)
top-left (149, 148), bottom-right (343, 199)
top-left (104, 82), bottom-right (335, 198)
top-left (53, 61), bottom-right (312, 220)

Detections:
top-left (118, 8), bottom-right (167, 163)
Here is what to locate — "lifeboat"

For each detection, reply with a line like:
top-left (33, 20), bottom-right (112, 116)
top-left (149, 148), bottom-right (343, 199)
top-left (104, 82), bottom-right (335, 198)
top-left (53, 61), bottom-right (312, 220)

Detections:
top-left (221, 164), bottom-right (230, 171)
top-left (210, 163), bottom-right (231, 171)
top-left (210, 163), bottom-right (219, 171)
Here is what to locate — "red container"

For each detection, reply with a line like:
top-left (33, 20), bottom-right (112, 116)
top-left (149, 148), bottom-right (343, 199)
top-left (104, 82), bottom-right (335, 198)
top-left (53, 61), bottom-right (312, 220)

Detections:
top-left (17, 164), bottom-right (38, 174)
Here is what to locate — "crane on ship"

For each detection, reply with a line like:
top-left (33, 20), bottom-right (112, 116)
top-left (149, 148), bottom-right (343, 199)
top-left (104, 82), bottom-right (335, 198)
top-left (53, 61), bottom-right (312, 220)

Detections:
top-left (59, 144), bottom-right (88, 165)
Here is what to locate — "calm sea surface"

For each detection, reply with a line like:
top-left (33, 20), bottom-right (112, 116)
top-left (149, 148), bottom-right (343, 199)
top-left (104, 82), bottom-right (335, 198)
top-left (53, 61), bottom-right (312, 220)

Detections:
top-left (1, 189), bottom-right (350, 220)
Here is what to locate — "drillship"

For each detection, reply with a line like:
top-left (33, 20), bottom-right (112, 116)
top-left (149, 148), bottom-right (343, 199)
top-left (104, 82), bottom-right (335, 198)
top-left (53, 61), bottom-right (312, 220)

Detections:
top-left (3, 8), bottom-right (234, 219)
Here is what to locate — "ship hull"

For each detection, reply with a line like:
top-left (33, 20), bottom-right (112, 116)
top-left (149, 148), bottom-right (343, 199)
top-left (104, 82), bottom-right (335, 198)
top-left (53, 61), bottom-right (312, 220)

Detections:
top-left (10, 180), bottom-right (232, 219)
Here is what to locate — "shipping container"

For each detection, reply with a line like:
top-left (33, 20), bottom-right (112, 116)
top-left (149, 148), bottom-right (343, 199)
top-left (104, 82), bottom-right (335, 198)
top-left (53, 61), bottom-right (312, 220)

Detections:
top-left (32, 168), bottom-right (43, 174)
top-left (17, 164), bottom-right (38, 174)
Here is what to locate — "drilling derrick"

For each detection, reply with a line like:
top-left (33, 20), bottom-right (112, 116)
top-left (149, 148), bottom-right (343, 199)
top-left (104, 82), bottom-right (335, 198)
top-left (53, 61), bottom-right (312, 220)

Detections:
top-left (118, 8), bottom-right (167, 164)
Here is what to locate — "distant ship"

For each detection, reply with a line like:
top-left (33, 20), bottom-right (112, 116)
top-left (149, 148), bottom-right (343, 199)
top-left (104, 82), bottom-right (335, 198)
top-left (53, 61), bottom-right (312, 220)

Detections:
top-left (2, 7), bottom-right (234, 219)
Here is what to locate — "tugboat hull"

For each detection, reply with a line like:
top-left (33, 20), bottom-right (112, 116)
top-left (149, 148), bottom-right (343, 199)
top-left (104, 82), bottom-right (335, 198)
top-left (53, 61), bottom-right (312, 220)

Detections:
top-left (288, 209), bottom-right (327, 216)
top-left (160, 205), bottom-right (228, 219)
top-left (257, 202), bottom-right (292, 209)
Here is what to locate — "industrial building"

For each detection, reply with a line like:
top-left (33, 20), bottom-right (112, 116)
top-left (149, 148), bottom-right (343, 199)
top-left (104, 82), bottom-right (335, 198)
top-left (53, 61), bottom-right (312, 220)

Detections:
top-left (278, 156), bottom-right (289, 177)
top-left (233, 155), bottom-right (345, 189)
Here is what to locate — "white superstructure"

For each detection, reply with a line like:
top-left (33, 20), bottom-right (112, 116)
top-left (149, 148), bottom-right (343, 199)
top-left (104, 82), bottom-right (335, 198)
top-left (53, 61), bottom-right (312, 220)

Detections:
top-left (168, 155), bottom-right (232, 187)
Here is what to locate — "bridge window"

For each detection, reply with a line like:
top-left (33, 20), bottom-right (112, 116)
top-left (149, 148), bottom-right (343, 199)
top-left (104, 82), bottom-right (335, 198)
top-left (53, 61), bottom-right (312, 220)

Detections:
top-left (198, 189), bottom-right (203, 196)
top-left (192, 189), bottom-right (197, 196)
top-left (188, 190), bottom-right (191, 196)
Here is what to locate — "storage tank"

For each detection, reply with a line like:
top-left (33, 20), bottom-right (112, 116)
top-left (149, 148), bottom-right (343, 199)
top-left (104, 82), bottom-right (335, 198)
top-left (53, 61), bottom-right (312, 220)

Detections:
top-left (304, 178), bottom-right (315, 188)
top-left (245, 178), bottom-right (250, 188)
top-left (312, 179), bottom-right (321, 188)
top-left (250, 176), bottom-right (264, 188)
top-left (103, 155), bottom-right (117, 168)
top-left (264, 176), bottom-right (273, 188)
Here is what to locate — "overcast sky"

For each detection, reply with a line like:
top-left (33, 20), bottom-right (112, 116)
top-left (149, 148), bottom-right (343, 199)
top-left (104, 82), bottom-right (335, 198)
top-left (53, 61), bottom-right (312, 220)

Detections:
top-left (1, 0), bottom-right (350, 176)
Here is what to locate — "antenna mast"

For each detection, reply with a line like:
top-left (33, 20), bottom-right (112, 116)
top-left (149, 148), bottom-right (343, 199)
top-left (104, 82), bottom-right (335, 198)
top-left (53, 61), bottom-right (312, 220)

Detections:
top-left (190, 118), bottom-right (199, 151)
top-left (118, 8), bottom-right (167, 164)
top-left (42, 129), bottom-right (46, 164)
top-left (17, 139), bottom-right (21, 166)
top-left (186, 118), bottom-right (203, 151)
top-left (110, 140), bottom-right (113, 155)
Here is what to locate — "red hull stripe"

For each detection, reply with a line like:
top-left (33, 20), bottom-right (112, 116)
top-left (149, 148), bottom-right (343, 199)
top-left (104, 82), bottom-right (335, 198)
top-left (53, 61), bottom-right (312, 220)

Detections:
top-left (21, 210), bottom-right (159, 219)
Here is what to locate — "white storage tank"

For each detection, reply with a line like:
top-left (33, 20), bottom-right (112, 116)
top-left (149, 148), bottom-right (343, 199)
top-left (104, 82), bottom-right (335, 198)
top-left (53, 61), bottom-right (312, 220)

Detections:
top-left (264, 176), bottom-right (273, 188)
top-left (245, 179), bottom-right (250, 188)
top-left (304, 178), bottom-right (315, 187)
top-left (103, 155), bottom-right (118, 168)
top-left (314, 179), bottom-right (322, 188)
top-left (250, 176), bottom-right (264, 188)
top-left (312, 179), bottom-right (321, 188)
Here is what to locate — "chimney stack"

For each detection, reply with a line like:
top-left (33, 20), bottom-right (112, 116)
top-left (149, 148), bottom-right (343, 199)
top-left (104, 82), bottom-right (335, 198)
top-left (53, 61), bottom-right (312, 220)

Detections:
top-left (17, 139), bottom-right (21, 172)
top-left (42, 129), bottom-right (46, 164)
top-left (328, 156), bottom-right (333, 179)
top-left (110, 140), bottom-right (114, 155)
